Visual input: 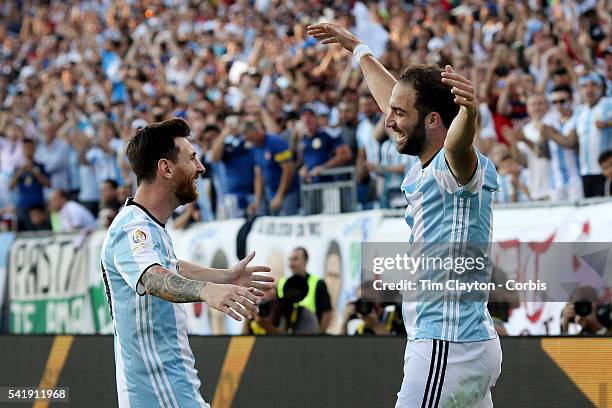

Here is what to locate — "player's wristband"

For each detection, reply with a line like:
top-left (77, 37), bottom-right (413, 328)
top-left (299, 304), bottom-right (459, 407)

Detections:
top-left (353, 43), bottom-right (373, 64)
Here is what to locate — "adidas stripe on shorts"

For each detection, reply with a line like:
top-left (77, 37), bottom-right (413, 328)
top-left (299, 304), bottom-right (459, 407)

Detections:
top-left (396, 337), bottom-right (502, 408)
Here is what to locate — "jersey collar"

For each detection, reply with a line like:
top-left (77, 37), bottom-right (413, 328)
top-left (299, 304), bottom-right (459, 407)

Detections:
top-left (125, 197), bottom-right (166, 228)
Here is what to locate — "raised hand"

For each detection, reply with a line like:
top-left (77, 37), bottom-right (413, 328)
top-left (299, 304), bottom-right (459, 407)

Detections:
top-left (441, 65), bottom-right (478, 118)
top-left (200, 283), bottom-right (261, 321)
top-left (228, 250), bottom-right (274, 291)
top-left (306, 23), bottom-right (362, 52)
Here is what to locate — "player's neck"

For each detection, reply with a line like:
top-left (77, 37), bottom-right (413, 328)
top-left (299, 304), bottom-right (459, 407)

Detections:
top-left (133, 185), bottom-right (177, 225)
top-left (419, 144), bottom-right (443, 167)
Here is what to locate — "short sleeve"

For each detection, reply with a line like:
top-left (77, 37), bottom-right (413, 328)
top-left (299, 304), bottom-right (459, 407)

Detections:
top-left (271, 138), bottom-right (293, 163)
top-left (315, 280), bottom-right (332, 314)
top-left (113, 220), bottom-right (164, 295)
top-left (432, 148), bottom-right (499, 197)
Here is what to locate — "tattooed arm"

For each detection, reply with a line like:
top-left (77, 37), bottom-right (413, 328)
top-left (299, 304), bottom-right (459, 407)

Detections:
top-left (140, 265), bottom-right (261, 321)
top-left (141, 265), bottom-right (206, 303)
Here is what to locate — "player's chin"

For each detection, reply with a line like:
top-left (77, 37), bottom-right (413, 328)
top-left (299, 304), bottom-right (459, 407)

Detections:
top-left (396, 137), bottom-right (411, 155)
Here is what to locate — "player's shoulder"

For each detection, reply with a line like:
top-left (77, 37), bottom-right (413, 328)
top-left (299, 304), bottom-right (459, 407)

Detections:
top-left (108, 205), bottom-right (157, 236)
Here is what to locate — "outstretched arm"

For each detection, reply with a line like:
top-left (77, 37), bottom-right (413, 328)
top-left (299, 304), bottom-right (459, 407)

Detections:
top-left (141, 265), bottom-right (260, 321)
top-left (441, 65), bottom-right (479, 185)
top-left (307, 23), bottom-right (396, 113)
top-left (180, 251), bottom-right (274, 290)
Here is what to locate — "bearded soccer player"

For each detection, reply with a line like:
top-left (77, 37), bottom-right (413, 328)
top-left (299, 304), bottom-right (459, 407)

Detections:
top-left (308, 24), bottom-right (502, 407)
top-left (101, 118), bottom-right (273, 407)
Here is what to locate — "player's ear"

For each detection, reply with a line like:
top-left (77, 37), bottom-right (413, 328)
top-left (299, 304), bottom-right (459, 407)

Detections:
top-left (158, 158), bottom-right (173, 180)
top-left (425, 112), bottom-right (441, 130)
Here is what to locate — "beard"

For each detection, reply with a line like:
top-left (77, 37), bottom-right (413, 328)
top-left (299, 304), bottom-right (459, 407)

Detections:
top-left (175, 172), bottom-right (199, 205)
top-left (395, 111), bottom-right (427, 156)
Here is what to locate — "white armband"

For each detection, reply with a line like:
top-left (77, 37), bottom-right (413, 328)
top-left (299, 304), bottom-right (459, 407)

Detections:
top-left (353, 43), bottom-right (373, 64)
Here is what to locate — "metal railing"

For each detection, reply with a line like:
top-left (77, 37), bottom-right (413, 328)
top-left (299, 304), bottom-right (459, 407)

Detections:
top-left (300, 166), bottom-right (357, 215)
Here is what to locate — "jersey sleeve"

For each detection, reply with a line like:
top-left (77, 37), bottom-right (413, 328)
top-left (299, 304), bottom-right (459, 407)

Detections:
top-left (112, 219), bottom-right (164, 295)
top-left (271, 137), bottom-right (293, 163)
top-left (433, 148), bottom-right (499, 197)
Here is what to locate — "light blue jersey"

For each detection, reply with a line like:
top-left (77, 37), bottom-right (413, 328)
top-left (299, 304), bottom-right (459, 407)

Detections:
top-left (101, 198), bottom-right (208, 408)
top-left (494, 169), bottom-right (530, 204)
top-left (571, 97), bottom-right (612, 175)
top-left (400, 148), bottom-right (499, 342)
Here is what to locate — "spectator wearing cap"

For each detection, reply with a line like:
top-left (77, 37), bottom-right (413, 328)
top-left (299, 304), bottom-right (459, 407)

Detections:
top-left (210, 115), bottom-right (256, 218)
top-left (48, 189), bottom-right (96, 233)
top-left (243, 119), bottom-right (300, 216)
top-left (544, 73), bottom-right (612, 197)
top-left (298, 105), bottom-right (352, 184)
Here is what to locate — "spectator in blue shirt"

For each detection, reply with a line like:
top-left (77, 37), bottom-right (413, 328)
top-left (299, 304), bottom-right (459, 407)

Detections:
top-left (242, 119), bottom-right (300, 216)
top-left (210, 115), bottom-right (256, 218)
top-left (9, 138), bottom-right (51, 231)
top-left (298, 106), bottom-right (352, 184)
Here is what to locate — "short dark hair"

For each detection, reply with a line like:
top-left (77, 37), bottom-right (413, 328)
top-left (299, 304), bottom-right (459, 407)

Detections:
top-left (55, 190), bottom-right (70, 200)
top-left (126, 118), bottom-right (190, 184)
top-left (294, 247), bottom-right (309, 262)
top-left (599, 150), bottom-right (612, 164)
top-left (203, 124), bottom-right (221, 134)
top-left (551, 84), bottom-right (573, 95)
top-left (397, 65), bottom-right (459, 129)
top-left (22, 138), bottom-right (35, 146)
top-left (103, 179), bottom-right (119, 189)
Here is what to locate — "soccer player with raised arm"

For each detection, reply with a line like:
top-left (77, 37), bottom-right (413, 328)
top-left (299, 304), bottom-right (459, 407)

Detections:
top-left (101, 118), bottom-right (274, 407)
top-left (308, 24), bottom-right (502, 407)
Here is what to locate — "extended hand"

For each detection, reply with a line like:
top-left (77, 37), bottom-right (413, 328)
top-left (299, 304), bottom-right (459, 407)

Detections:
top-left (306, 23), bottom-right (362, 52)
top-left (200, 283), bottom-right (261, 321)
top-left (229, 251), bottom-right (274, 291)
top-left (441, 65), bottom-right (478, 118)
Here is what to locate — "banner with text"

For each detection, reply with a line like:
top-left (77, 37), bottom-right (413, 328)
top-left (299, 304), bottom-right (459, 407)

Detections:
top-left (8, 234), bottom-right (92, 334)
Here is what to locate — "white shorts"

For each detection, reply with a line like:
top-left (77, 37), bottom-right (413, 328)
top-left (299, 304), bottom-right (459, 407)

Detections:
top-left (396, 337), bottom-right (502, 408)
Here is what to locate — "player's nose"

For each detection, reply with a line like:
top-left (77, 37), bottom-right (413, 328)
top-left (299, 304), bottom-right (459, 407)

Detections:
top-left (385, 112), bottom-right (395, 128)
top-left (195, 158), bottom-right (205, 175)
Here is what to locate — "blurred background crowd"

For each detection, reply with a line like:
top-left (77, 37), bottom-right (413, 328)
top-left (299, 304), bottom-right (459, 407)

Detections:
top-left (1, 0), bottom-right (611, 234)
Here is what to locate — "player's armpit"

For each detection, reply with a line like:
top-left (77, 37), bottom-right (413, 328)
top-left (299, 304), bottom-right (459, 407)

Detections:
top-left (140, 265), bottom-right (206, 303)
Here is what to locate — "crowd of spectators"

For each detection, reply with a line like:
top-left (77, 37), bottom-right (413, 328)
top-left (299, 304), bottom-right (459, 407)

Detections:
top-left (1, 0), bottom-right (611, 233)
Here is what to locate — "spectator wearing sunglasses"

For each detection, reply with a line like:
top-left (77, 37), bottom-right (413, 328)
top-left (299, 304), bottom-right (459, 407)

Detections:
top-left (542, 85), bottom-right (583, 201)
